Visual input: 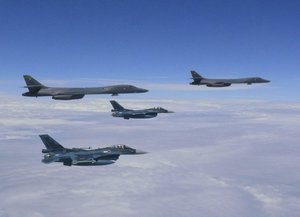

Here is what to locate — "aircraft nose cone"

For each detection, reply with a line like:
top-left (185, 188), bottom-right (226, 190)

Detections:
top-left (135, 149), bottom-right (147, 154)
top-left (139, 88), bottom-right (148, 93)
top-left (264, 79), bottom-right (270, 83)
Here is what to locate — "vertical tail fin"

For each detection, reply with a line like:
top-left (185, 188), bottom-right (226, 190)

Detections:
top-left (191, 71), bottom-right (203, 79)
top-left (110, 100), bottom-right (126, 111)
top-left (39, 135), bottom-right (65, 151)
top-left (23, 75), bottom-right (45, 93)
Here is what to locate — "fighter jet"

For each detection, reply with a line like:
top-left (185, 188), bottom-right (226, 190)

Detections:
top-left (39, 134), bottom-right (146, 166)
top-left (189, 70), bottom-right (270, 87)
top-left (22, 75), bottom-right (148, 100)
top-left (110, 100), bottom-right (174, 119)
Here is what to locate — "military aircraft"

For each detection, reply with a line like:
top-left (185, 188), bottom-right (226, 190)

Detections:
top-left (39, 134), bottom-right (146, 166)
top-left (189, 70), bottom-right (270, 87)
top-left (110, 100), bottom-right (174, 119)
top-left (22, 75), bottom-right (148, 100)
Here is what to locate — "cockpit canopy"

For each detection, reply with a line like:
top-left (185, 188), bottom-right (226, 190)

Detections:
top-left (252, 77), bottom-right (260, 81)
top-left (153, 107), bottom-right (167, 111)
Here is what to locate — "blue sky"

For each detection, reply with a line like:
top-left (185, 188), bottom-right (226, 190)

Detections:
top-left (0, 0), bottom-right (299, 100)
top-left (0, 2), bottom-right (300, 216)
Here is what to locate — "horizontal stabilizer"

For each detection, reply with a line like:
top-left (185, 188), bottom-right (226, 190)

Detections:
top-left (23, 85), bottom-right (44, 88)
top-left (23, 75), bottom-right (45, 93)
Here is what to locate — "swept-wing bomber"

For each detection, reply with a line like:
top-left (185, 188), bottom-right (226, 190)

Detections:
top-left (110, 100), bottom-right (174, 119)
top-left (40, 135), bottom-right (146, 166)
top-left (22, 75), bottom-right (148, 100)
top-left (190, 70), bottom-right (270, 87)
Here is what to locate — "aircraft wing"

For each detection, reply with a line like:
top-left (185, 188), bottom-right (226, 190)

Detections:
top-left (52, 94), bottom-right (85, 100)
top-left (95, 154), bottom-right (120, 161)
top-left (131, 111), bottom-right (157, 116)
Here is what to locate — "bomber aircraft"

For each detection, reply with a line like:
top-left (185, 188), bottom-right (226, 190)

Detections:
top-left (22, 75), bottom-right (148, 100)
top-left (110, 100), bottom-right (174, 119)
top-left (189, 70), bottom-right (270, 87)
top-left (40, 134), bottom-right (146, 166)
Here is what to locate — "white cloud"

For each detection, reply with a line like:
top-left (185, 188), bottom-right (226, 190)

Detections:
top-left (0, 93), bottom-right (300, 217)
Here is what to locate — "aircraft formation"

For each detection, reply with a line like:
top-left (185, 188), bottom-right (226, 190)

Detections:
top-left (21, 71), bottom-right (270, 166)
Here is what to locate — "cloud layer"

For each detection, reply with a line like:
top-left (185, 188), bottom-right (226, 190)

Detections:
top-left (0, 94), bottom-right (300, 217)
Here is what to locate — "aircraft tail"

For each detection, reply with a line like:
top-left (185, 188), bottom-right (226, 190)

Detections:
top-left (191, 71), bottom-right (203, 80)
top-left (39, 135), bottom-right (65, 152)
top-left (110, 100), bottom-right (126, 111)
top-left (23, 75), bottom-right (45, 93)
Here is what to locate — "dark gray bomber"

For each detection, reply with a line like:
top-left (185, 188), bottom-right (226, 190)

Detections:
top-left (190, 71), bottom-right (270, 87)
top-left (40, 135), bottom-right (146, 166)
top-left (22, 75), bottom-right (148, 100)
top-left (110, 100), bottom-right (174, 119)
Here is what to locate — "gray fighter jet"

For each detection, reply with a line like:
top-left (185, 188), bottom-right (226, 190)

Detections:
top-left (40, 135), bottom-right (146, 166)
top-left (22, 75), bottom-right (148, 100)
top-left (189, 71), bottom-right (270, 87)
top-left (110, 100), bottom-right (174, 119)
